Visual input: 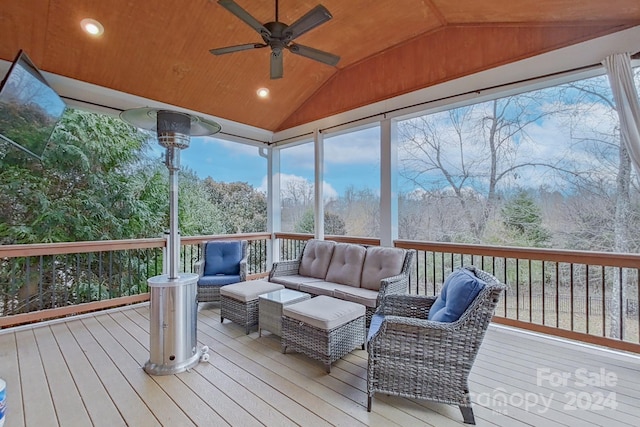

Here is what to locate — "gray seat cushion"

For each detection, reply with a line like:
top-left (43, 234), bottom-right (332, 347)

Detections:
top-left (270, 274), bottom-right (324, 290)
top-left (298, 239), bottom-right (336, 279)
top-left (283, 295), bottom-right (366, 330)
top-left (360, 246), bottom-right (406, 291)
top-left (325, 243), bottom-right (366, 287)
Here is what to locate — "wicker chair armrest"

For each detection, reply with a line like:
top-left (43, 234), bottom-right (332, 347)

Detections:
top-left (268, 259), bottom-right (301, 280)
top-left (194, 259), bottom-right (205, 277)
top-left (377, 294), bottom-right (437, 318)
top-left (368, 314), bottom-right (466, 349)
top-left (239, 259), bottom-right (247, 281)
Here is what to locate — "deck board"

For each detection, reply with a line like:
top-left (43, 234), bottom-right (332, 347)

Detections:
top-left (32, 326), bottom-right (93, 426)
top-left (15, 329), bottom-right (57, 426)
top-left (0, 333), bottom-right (24, 427)
top-left (48, 322), bottom-right (126, 427)
top-left (1, 302), bottom-right (639, 427)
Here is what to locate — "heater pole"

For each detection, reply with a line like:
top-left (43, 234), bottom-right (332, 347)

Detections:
top-left (167, 146), bottom-right (180, 279)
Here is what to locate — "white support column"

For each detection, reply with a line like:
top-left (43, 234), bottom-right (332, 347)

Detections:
top-left (314, 129), bottom-right (325, 240)
top-left (380, 117), bottom-right (399, 247)
top-left (264, 146), bottom-right (281, 266)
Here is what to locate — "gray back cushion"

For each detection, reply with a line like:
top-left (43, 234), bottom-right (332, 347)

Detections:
top-left (361, 246), bottom-right (406, 290)
top-left (298, 239), bottom-right (336, 279)
top-left (325, 243), bottom-right (366, 287)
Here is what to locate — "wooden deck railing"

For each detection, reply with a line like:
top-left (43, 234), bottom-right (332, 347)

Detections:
top-left (276, 233), bottom-right (640, 353)
top-left (0, 233), bottom-right (270, 328)
top-left (2, 232), bottom-right (639, 353)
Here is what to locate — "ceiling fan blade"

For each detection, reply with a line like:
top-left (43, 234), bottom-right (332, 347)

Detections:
top-left (271, 51), bottom-right (283, 79)
top-left (287, 43), bottom-right (340, 66)
top-left (210, 43), bottom-right (268, 55)
top-left (284, 5), bottom-right (332, 41)
top-left (218, 0), bottom-right (271, 38)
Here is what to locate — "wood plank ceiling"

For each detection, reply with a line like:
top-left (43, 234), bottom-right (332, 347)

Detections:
top-left (1, 0), bottom-right (639, 132)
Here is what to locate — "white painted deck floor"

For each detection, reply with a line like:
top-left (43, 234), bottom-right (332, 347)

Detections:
top-left (0, 303), bottom-right (638, 427)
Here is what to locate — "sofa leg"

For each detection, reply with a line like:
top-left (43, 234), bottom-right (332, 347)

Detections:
top-left (367, 396), bottom-right (372, 412)
top-left (459, 406), bottom-right (475, 424)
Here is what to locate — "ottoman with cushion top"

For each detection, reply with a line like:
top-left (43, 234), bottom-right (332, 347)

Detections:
top-left (220, 279), bottom-right (284, 334)
top-left (281, 295), bottom-right (366, 373)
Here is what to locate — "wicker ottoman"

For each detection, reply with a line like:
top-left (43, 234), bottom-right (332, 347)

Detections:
top-left (220, 280), bottom-right (284, 334)
top-left (281, 295), bottom-right (366, 373)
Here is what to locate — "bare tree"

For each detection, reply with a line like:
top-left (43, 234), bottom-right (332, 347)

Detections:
top-left (399, 94), bottom-right (559, 241)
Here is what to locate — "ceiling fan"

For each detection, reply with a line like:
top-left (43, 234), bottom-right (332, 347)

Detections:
top-left (210, 0), bottom-right (340, 79)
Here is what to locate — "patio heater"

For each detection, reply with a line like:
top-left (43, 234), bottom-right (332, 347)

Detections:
top-left (120, 107), bottom-right (221, 375)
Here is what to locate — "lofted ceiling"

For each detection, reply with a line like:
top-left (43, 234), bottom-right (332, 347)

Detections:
top-left (1, 0), bottom-right (640, 134)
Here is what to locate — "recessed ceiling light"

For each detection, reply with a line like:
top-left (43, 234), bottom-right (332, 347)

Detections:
top-left (257, 88), bottom-right (269, 98)
top-left (81, 18), bottom-right (104, 36)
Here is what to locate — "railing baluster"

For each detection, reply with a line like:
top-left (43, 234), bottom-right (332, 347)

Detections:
top-left (542, 261), bottom-right (546, 326)
top-left (516, 258), bottom-right (520, 320)
top-left (570, 263), bottom-right (574, 332)
top-left (529, 259), bottom-right (532, 323)
top-left (602, 266), bottom-right (606, 337)
top-left (619, 267), bottom-right (624, 340)
top-left (555, 262), bottom-right (560, 328)
top-left (38, 255), bottom-right (43, 310)
top-left (586, 266), bottom-right (590, 335)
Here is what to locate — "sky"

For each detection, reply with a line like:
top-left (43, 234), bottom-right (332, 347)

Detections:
top-left (172, 71), bottom-right (636, 199)
top-left (178, 126), bottom-right (382, 198)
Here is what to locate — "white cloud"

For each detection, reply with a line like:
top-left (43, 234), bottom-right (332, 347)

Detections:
top-left (324, 127), bottom-right (380, 165)
top-left (258, 173), bottom-right (338, 202)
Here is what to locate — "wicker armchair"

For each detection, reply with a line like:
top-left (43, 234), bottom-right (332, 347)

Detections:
top-left (366, 266), bottom-right (506, 424)
top-left (195, 240), bottom-right (248, 302)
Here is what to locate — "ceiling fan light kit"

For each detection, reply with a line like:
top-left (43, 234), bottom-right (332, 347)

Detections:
top-left (210, 0), bottom-right (340, 79)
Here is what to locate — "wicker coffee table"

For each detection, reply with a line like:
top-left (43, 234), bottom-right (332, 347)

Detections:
top-left (258, 289), bottom-right (311, 337)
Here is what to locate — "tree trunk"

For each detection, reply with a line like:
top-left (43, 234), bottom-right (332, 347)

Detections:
top-left (609, 141), bottom-right (631, 338)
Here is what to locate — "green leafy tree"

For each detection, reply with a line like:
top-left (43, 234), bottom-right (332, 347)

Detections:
top-left (0, 108), bottom-right (166, 243)
top-left (501, 191), bottom-right (551, 247)
top-left (178, 169), bottom-right (225, 236)
top-left (294, 209), bottom-right (346, 235)
top-left (203, 178), bottom-right (267, 233)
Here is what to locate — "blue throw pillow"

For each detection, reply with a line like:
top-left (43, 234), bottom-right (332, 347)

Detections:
top-left (428, 268), bottom-right (486, 322)
top-left (204, 241), bottom-right (243, 276)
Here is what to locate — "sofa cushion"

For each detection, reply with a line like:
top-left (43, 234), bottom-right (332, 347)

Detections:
top-left (360, 246), bottom-right (406, 291)
top-left (198, 274), bottom-right (241, 287)
top-left (325, 243), bottom-right (366, 287)
top-left (269, 274), bottom-right (324, 290)
top-left (220, 280), bottom-right (284, 302)
top-left (283, 295), bottom-right (365, 330)
top-left (298, 239), bottom-right (336, 279)
top-left (203, 240), bottom-right (244, 276)
top-left (299, 281), bottom-right (337, 297)
top-left (333, 287), bottom-right (379, 308)
top-left (428, 268), bottom-right (486, 322)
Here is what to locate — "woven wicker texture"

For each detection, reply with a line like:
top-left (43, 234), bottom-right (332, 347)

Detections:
top-left (220, 296), bottom-right (260, 335)
top-left (282, 314), bottom-right (365, 373)
top-left (366, 266), bottom-right (506, 424)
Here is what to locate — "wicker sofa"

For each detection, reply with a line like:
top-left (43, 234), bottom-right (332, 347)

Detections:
top-left (268, 239), bottom-right (414, 325)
